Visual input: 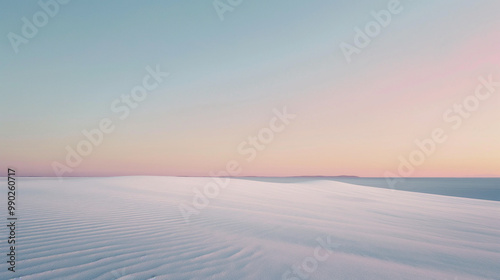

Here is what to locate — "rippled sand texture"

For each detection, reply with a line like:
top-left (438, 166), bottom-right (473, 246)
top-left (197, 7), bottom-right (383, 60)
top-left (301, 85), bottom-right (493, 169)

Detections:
top-left (3, 176), bottom-right (499, 280)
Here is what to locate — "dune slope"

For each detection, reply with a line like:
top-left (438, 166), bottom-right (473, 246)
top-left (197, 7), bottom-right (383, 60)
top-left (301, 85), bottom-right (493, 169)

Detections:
top-left (2, 176), bottom-right (499, 280)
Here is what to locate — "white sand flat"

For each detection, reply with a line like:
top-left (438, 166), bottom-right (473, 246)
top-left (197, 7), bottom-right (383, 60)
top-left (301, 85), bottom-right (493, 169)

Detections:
top-left (2, 176), bottom-right (499, 280)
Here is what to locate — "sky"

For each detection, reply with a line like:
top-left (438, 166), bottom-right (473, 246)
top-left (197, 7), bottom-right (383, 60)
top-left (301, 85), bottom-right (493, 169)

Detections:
top-left (1, 0), bottom-right (499, 177)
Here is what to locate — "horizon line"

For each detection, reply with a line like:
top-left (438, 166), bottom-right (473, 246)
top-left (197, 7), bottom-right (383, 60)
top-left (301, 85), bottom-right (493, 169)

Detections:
top-left (2, 175), bottom-right (500, 178)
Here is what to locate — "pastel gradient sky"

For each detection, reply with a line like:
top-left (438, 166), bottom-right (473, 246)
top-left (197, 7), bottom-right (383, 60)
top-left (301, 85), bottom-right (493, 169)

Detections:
top-left (1, 0), bottom-right (499, 177)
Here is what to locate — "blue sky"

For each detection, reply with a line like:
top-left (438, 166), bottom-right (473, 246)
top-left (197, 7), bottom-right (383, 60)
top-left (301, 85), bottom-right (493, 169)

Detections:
top-left (1, 0), bottom-right (499, 177)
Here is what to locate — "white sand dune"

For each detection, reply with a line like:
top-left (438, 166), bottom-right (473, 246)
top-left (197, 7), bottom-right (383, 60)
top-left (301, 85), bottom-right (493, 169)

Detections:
top-left (2, 176), bottom-right (499, 280)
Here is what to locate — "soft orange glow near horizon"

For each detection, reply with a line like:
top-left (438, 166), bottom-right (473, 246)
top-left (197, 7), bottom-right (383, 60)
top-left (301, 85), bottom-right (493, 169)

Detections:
top-left (2, 2), bottom-right (500, 178)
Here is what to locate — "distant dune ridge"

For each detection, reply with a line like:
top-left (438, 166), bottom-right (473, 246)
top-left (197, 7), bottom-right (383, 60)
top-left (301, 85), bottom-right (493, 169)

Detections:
top-left (2, 176), bottom-right (499, 279)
